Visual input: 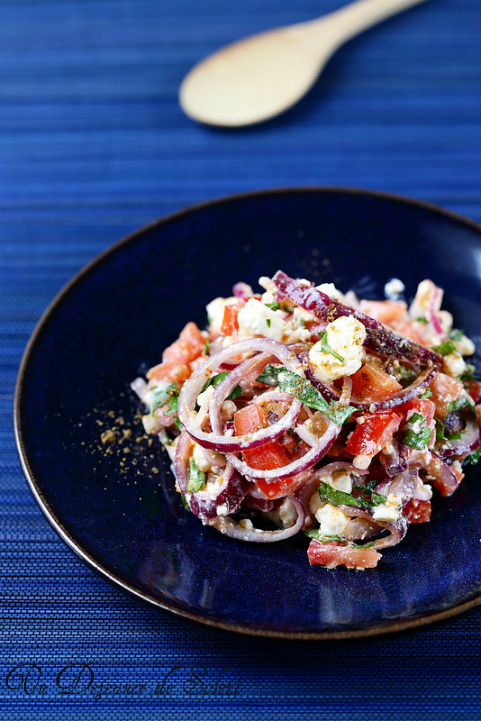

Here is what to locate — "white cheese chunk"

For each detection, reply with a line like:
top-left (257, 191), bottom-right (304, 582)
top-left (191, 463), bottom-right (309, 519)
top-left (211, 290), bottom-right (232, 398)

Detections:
top-left (315, 282), bottom-right (344, 301)
top-left (442, 351), bottom-right (466, 379)
top-left (308, 315), bottom-right (366, 383)
top-left (206, 296), bottom-right (237, 333)
top-left (192, 442), bottom-right (212, 474)
top-left (315, 503), bottom-right (349, 537)
top-left (384, 278), bottom-right (405, 300)
top-left (372, 493), bottom-right (402, 524)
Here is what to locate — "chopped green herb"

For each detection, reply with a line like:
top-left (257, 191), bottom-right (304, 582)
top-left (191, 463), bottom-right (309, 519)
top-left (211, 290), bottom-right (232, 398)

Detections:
top-left (318, 331), bottom-right (345, 363)
top-left (180, 492), bottom-right (189, 511)
top-left (433, 340), bottom-right (456, 356)
top-left (460, 364), bottom-right (478, 383)
top-left (266, 318), bottom-right (271, 328)
top-left (295, 316), bottom-right (306, 329)
top-left (419, 388), bottom-right (433, 399)
top-left (264, 301), bottom-right (281, 311)
top-left (416, 317), bottom-right (428, 324)
top-left (255, 364), bottom-right (356, 425)
top-left (448, 328), bottom-right (464, 342)
top-left (305, 529), bottom-right (375, 549)
top-left (465, 445), bottom-right (481, 467)
top-left (151, 383), bottom-right (178, 414)
top-left (407, 412), bottom-right (426, 425)
top-left (447, 397), bottom-right (471, 413)
top-left (401, 427), bottom-right (431, 450)
top-left (435, 419), bottom-right (447, 442)
top-left (227, 385), bottom-right (242, 400)
top-left (204, 339), bottom-right (210, 355)
top-left (318, 482), bottom-right (382, 510)
top-left (174, 417), bottom-right (183, 431)
top-left (398, 364), bottom-right (417, 386)
top-left (186, 457), bottom-right (206, 493)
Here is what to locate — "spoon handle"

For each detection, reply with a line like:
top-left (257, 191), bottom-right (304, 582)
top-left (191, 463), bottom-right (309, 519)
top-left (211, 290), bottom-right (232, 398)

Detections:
top-left (307, 0), bottom-right (430, 45)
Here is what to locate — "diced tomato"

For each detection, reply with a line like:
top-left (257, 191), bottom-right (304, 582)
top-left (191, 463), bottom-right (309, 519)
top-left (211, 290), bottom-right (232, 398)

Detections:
top-left (403, 499), bottom-right (431, 524)
top-left (476, 405), bottom-right (481, 426)
top-left (162, 322), bottom-right (206, 364)
top-left (307, 540), bottom-right (381, 569)
top-left (233, 404), bottom-right (304, 500)
top-left (429, 372), bottom-right (465, 419)
top-left (221, 301), bottom-right (245, 336)
top-left (389, 319), bottom-right (426, 344)
top-left (350, 362), bottom-right (402, 403)
top-left (358, 299), bottom-right (407, 325)
top-left (146, 361), bottom-right (191, 383)
top-left (345, 410), bottom-right (402, 456)
top-left (397, 398), bottom-right (436, 427)
top-left (466, 380), bottom-right (481, 404)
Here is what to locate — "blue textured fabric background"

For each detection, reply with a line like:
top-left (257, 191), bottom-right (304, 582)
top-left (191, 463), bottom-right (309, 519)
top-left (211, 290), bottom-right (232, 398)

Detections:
top-left (1, 0), bottom-right (481, 718)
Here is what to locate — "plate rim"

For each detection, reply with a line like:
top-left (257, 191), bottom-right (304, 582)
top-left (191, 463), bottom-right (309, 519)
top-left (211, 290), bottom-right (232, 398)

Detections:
top-left (13, 185), bottom-right (481, 640)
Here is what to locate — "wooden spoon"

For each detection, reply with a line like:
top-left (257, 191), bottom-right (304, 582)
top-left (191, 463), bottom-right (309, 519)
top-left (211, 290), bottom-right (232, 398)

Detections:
top-left (179, 0), bottom-right (429, 127)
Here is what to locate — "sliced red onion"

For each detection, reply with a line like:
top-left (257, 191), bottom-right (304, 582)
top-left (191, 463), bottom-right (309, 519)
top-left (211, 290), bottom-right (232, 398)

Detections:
top-left (429, 452), bottom-right (460, 497)
top-left (379, 438), bottom-right (408, 477)
top-left (374, 469), bottom-right (418, 503)
top-left (233, 282), bottom-right (254, 299)
top-left (241, 484), bottom-right (275, 512)
top-left (222, 414), bottom-right (340, 482)
top-left (207, 495), bottom-right (305, 543)
top-left (273, 271), bottom-right (442, 367)
top-left (428, 286), bottom-right (445, 337)
top-left (436, 416), bottom-right (481, 459)
top-left (173, 432), bottom-right (249, 520)
top-left (317, 461), bottom-right (369, 479)
top-left (177, 338), bottom-right (304, 452)
top-left (338, 506), bottom-right (409, 550)
top-left (251, 390), bottom-right (296, 405)
top-left (301, 353), bottom-right (438, 413)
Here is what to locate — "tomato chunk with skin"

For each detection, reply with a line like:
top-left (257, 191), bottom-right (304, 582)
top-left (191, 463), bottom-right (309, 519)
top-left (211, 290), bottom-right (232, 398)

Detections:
top-left (397, 398), bottom-right (436, 426)
top-left (345, 411), bottom-right (402, 456)
top-left (307, 540), bottom-right (381, 569)
top-left (233, 404), bottom-right (304, 500)
top-left (403, 499), bottom-right (431, 524)
top-left (466, 380), bottom-right (481, 404)
top-left (350, 362), bottom-right (402, 403)
top-left (221, 301), bottom-right (245, 336)
top-left (429, 372), bottom-right (465, 419)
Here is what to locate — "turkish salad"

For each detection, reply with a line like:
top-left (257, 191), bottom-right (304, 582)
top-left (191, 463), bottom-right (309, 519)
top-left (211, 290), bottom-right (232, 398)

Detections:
top-left (131, 271), bottom-right (481, 570)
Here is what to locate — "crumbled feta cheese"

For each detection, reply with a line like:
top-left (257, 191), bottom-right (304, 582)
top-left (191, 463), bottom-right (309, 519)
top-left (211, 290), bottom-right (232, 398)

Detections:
top-left (221, 400), bottom-right (237, 421)
top-left (308, 315), bottom-right (366, 383)
top-left (237, 298), bottom-right (310, 343)
top-left (216, 504), bottom-right (228, 516)
top-left (278, 498), bottom-right (298, 528)
top-left (353, 454), bottom-right (373, 470)
top-left (315, 503), bottom-right (349, 536)
top-left (239, 518), bottom-right (254, 530)
top-left (204, 473), bottom-right (225, 495)
top-left (372, 493), bottom-right (402, 523)
top-left (442, 351), bottom-right (467, 379)
top-left (193, 442), bottom-right (212, 474)
top-left (453, 333), bottom-right (475, 356)
top-left (315, 282), bottom-right (343, 301)
top-left (142, 414), bottom-right (162, 435)
top-left (384, 278), bottom-right (405, 301)
top-left (323, 470), bottom-right (353, 494)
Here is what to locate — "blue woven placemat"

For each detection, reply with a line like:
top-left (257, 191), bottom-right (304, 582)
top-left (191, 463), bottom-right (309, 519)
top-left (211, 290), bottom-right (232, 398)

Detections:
top-left (1, 0), bottom-right (481, 718)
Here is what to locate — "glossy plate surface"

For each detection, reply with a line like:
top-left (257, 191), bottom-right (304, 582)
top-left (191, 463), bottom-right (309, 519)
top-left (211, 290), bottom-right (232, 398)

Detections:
top-left (15, 188), bottom-right (481, 639)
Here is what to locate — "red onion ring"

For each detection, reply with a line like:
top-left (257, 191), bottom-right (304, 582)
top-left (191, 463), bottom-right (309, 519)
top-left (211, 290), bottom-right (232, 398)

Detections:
top-left (177, 338), bottom-right (304, 452)
top-left (207, 495), bottom-right (305, 543)
top-left (436, 416), bottom-right (481, 459)
top-left (428, 286), bottom-right (445, 337)
top-left (301, 353), bottom-right (439, 413)
top-left (429, 452), bottom-right (461, 497)
top-left (220, 414), bottom-right (340, 482)
top-left (273, 271), bottom-right (442, 367)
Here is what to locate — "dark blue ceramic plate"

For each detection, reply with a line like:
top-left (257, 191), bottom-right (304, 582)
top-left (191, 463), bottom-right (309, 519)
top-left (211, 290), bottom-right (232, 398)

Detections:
top-left (15, 188), bottom-right (481, 639)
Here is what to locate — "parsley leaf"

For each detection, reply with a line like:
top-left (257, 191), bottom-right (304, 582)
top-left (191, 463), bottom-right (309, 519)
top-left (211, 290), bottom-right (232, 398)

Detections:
top-left (318, 482), bottom-right (380, 510)
top-left (186, 457), bottom-right (206, 493)
top-left (448, 328), bottom-right (464, 342)
top-left (433, 340), bottom-right (456, 356)
top-left (465, 446), bottom-right (481, 467)
top-left (180, 492), bottom-right (189, 511)
top-left (419, 388), bottom-right (433, 399)
top-left (204, 340), bottom-right (210, 355)
top-left (255, 365), bottom-right (356, 425)
top-left (264, 301), bottom-right (281, 311)
top-left (266, 318), bottom-right (271, 328)
top-left (408, 412), bottom-right (425, 425)
top-left (416, 317), bottom-right (428, 324)
top-left (447, 397), bottom-right (471, 413)
top-left (151, 383), bottom-right (178, 414)
top-left (305, 529), bottom-right (375, 549)
top-left (401, 427), bottom-right (431, 450)
top-left (317, 331), bottom-right (345, 363)
top-left (295, 316), bottom-right (306, 329)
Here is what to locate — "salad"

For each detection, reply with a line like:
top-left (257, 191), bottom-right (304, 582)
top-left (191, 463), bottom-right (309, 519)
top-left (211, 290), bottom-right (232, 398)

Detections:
top-left (131, 271), bottom-right (481, 570)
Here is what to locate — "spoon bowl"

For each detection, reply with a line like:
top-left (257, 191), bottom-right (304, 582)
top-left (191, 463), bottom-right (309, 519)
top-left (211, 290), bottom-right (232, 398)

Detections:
top-left (180, 0), bottom-right (430, 127)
